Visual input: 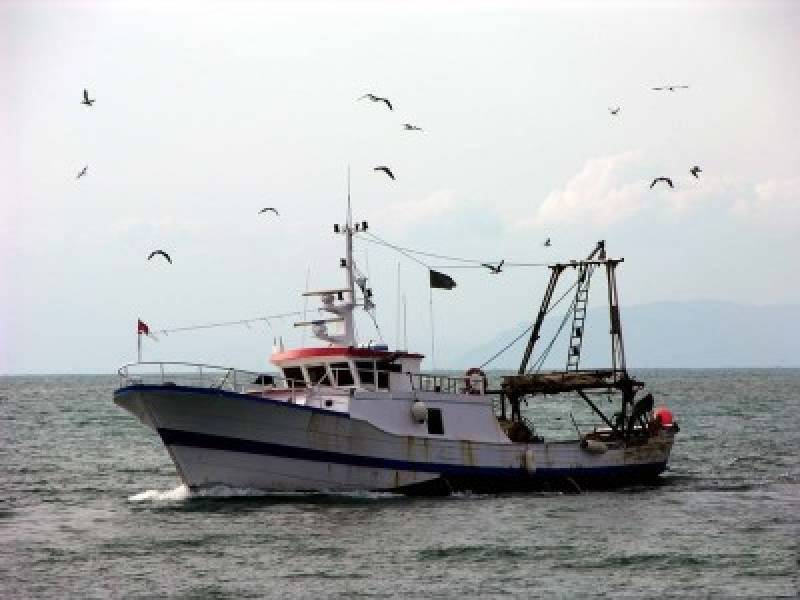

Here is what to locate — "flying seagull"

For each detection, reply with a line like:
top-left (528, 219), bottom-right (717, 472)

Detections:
top-left (358, 93), bottom-right (393, 111)
top-left (76, 165), bottom-right (88, 179)
top-left (374, 166), bottom-right (395, 180)
top-left (259, 207), bottom-right (279, 215)
top-left (690, 166), bottom-right (702, 178)
top-left (81, 89), bottom-right (95, 106)
top-left (403, 123), bottom-right (423, 131)
top-left (609, 107), bottom-right (620, 115)
top-left (147, 250), bottom-right (172, 264)
top-left (650, 177), bottom-right (674, 189)
top-left (544, 238), bottom-right (551, 247)
top-left (481, 260), bottom-right (504, 274)
top-left (652, 85), bottom-right (689, 92)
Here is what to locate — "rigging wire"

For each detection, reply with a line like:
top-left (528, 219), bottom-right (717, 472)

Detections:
top-left (478, 277), bottom-right (580, 369)
top-left (150, 310), bottom-right (307, 336)
top-left (356, 232), bottom-right (431, 268)
top-left (356, 231), bottom-right (549, 268)
top-left (358, 231), bottom-right (485, 265)
top-left (479, 322), bottom-right (535, 369)
top-left (528, 265), bottom-right (598, 373)
top-left (353, 228), bottom-right (569, 369)
top-left (529, 294), bottom-right (577, 373)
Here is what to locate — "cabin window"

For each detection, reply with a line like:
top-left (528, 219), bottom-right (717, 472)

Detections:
top-left (375, 360), bottom-right (401, 390)
top-left (331, 362), bottom-right (354, 386)
top-left (377, 370), bottom-right (389, 389)
top-left (427, 408), bottom-right (444, 435)
top-left (306, 364), bottom-right (330, 386)
top-left (282, 367), bottom-right (306, 388)
top-left (356, 360), bottom-right (375, 386)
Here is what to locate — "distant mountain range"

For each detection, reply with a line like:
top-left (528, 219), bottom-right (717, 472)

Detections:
top-left (456, 301), bottom-right (799, 369)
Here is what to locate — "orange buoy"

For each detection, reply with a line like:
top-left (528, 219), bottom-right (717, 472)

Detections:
top-left (653, 407), bottom-right (673, 427)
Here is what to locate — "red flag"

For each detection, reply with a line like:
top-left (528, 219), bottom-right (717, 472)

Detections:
top-left (137, 319), bottom-right (150, 335)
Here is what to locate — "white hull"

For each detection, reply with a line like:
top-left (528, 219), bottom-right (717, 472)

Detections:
top-left (115, 383), bottom-right (675, 494)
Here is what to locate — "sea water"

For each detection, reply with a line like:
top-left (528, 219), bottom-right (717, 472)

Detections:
top-left (1, 370), bottom-right (798, 598)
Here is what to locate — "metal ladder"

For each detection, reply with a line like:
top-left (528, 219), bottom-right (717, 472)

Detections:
top-left (566, 265), bottom-right (594, 371)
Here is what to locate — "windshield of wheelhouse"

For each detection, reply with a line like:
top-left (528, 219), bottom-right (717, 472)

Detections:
top-left (331, 362), bottom-right (354, 386)
top-left (282, 367), bottom-right (306, 387)
top-left (306, 364), bottom-right (330, 386)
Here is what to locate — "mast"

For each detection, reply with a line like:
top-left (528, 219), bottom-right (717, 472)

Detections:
top-left (293, 167), bottom-right (360, 347)
top-left (518, 240), bottom-right (605, 375)
top-left (344, 165), bottom-right (356, 344)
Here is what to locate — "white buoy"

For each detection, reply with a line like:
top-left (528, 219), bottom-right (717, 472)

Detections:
top-left (411, 400), bottom-right (428, 423)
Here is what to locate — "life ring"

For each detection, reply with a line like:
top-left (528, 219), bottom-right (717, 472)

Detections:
top-left (465, 367), bottom-right (488, 395)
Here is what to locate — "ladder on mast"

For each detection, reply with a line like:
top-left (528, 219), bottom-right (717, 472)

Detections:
top-left (565, 242), bottom-right (605, 371)
top-left (566, 267), bottom-right (593, 370)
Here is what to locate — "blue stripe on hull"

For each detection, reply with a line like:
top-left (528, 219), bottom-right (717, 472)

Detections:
top-left (158, 428), bottom-right (667, 483)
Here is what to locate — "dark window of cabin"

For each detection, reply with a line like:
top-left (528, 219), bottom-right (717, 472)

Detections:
top-left (282, 367), bottom-right (306, 388)
top-left (377, 370), bottom-right (389, 389)
top-left (375, 360), bottom-right (401, 389)
top-left (331, 362), bottom-right (354, 386)
top-left (306, 364), bottom-right (330, 386)
top-left (376, 361), bottom-right (402, 373)
top-left (427, 408), bottom-right (444, 435)
top-left (356, 361), bottom-right (375, 385)
top-left (252, 374), bottom-right (275, 385)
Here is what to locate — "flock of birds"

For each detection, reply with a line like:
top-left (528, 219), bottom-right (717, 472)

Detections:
top-left (610, 84), bottom-right (704, 191)
top-left (357, 92), bottom-right (424, 182)
top-left (77, 87), bottom-right (282, 265)
top-left (77, 82), bottom-right (701, 270)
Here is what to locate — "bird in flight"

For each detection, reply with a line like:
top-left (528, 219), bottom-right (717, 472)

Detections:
top-left (481, 260), bottom-right (504, 274)
top-left (374, 166), bottom-right (395, 180)
top-left (76, 165), bottom-right (88, 179)
top-left (81, 89), bottom-right (95, 106)
top-left (690, 166), bottom-right (702, 178)
top-left (403, 123), bottom-right (423, 131)
top-left (148, 250), bottom-right (172, 264)
top-left (652, 85), bottom-right (689, 92)
top-left (358, 93), bottom-right (393, 111)
top-left (544, 238), bottom-right (552, 247)
top-left (259, 207), bottom-right (279, 215)
top-left (650, 177), bottom-right (674, 189)
top-left (609, 107), bottom-right (620, 115)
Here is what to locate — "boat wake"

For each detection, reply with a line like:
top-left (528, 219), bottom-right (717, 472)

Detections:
top-left (127, 484), bottom-right (403, 502)
top-left (128, 484), bottom-right (191, 502)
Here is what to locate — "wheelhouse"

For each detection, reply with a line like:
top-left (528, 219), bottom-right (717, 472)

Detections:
top-left (270, 347), bottom-right (424, 392)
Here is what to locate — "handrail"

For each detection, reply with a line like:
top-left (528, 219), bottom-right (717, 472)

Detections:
top-left (116, 361), bottom-right (293, 395)
top-left (118, 361), bottom-right (489, 396)
top-left (410, 372), bottom-right (484, 395)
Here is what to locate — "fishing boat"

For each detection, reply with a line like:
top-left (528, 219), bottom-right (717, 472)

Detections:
top-left (114, 207), bottom-right (678, 495)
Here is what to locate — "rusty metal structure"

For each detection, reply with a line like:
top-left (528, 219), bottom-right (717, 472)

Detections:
top-left (499, 241), bottom-right (646, 440)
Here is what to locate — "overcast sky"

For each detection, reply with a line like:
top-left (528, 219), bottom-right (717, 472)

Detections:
top-left (2, 0), bottom-right (798, 374)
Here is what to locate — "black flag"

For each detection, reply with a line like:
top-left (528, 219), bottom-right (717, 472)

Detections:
top-left (429, 269), bottom-right (456, 290)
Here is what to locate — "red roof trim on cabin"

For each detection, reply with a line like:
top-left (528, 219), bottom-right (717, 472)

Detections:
top-left (270, 347), bottom-right (424, 363)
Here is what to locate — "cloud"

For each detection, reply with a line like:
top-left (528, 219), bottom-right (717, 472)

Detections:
top-left (516, 151), bottom-right (648, 228)
top-left (513, 152), bottom-right (800, 232)
top-left (732, 177), bottom-right (800, 229)
top-left (383, 189), bottom-right (459, 229)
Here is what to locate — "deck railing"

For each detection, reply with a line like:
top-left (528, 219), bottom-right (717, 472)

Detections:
top-left (410, 373), bottom-right (484, 395)
top-left (118, 362), bottom-right (488, 398)
top-left (117, 361), bottom-right (303, 396)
